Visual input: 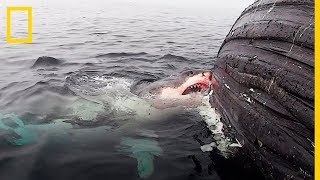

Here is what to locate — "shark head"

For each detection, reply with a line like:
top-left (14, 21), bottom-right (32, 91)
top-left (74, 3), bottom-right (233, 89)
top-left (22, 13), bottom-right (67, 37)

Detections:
top-left (130, 70), bottom-right (218, 108)
top-left (159, 70), bottom-right (217, 98)
top-left (180, 70), bottom-right (215, 95)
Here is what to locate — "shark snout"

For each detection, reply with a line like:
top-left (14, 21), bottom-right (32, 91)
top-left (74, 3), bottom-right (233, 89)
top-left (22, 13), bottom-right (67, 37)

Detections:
top-left (202, 71), bottom-right (218, 89)
top-left (202, 71), bottom-right (212, 81)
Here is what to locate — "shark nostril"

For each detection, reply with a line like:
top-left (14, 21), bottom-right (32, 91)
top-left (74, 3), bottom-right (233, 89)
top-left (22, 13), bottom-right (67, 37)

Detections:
top-left (206, 72), bottom-right (212, 80)
top-left (203, 72), bottom-right (212, 80)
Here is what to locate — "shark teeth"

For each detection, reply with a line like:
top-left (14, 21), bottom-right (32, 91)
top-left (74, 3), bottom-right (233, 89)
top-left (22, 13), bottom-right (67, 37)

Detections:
top-left (189, 84), bottom-right (202, 92)
top-left (182, 83), bottom-right (208, 95)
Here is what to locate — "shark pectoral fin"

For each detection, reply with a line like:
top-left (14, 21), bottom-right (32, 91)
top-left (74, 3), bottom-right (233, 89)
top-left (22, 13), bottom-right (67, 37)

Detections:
top-left (119, 137), bottom-right (163, 178)
top-left (0, 113), bottom-right (38, 145)
top-left (8, 127), bottom-right (38, 146)
top-left (134, 152), bottom-right (154, 178)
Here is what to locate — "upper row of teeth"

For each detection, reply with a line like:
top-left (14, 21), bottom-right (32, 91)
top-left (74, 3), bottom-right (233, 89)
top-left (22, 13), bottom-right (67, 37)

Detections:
top-left (190, 85), bottom-right (201, 89)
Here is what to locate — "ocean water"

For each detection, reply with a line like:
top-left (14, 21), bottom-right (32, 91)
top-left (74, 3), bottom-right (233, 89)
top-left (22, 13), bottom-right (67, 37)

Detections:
top-left (0, 0), bottom-right (252, 179)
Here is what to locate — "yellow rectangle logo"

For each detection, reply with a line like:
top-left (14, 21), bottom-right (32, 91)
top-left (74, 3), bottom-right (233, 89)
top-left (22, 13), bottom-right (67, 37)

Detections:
top-left (6, 6), bottom-right (32, 43)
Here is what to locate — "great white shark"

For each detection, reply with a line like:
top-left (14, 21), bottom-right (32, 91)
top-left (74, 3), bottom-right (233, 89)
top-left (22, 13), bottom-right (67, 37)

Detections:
top-left (0, 70), bottom-right (223, 179)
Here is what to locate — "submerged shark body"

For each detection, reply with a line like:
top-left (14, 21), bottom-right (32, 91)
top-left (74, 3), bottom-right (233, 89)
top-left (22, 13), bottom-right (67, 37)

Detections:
top-left (0, 70), bottom-right (226, 179)
top-left (131, 70), bottom-right (217, 108)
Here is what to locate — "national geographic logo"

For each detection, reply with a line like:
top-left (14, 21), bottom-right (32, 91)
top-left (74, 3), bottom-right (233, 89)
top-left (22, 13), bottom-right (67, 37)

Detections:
top-left (0, 1), bottom-right (32, 43)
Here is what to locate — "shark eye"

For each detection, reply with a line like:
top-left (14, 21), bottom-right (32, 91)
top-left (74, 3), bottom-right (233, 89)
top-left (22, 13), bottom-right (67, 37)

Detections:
top-left (188, 71), bottom-right (194, 76)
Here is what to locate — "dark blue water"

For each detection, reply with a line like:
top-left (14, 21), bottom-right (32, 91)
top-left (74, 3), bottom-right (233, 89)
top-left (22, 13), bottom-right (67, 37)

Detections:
top-left (0, 1), bottom-right (252, 179)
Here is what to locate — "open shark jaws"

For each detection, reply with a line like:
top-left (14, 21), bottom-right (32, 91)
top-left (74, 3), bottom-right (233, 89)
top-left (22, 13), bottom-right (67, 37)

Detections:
top-left (131, 70), bottom-right (218, 109)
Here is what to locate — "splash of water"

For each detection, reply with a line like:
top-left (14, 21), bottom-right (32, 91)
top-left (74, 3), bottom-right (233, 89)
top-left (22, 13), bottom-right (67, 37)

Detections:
top-left (195, 94), bottom-right (235, 157)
